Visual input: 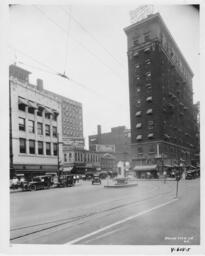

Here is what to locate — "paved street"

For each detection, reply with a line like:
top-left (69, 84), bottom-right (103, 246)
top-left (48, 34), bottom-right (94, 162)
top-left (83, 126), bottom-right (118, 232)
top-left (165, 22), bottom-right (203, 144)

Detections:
top-left (10, 178), bottom-right (200, 245)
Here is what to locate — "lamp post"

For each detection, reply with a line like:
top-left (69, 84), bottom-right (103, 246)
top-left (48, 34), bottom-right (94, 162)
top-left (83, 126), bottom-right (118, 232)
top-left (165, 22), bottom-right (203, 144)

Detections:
top-left (57, 133), bottom-right (61, 178)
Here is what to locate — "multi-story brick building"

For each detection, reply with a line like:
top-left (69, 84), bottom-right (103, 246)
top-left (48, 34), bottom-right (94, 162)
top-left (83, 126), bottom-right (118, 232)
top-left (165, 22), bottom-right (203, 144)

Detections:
top-left (89, 125), bottom-right (131, 164)
top-left (124, 13), bottom-right (198, 174)
top-left (9, 64), bottom-right (84, 178)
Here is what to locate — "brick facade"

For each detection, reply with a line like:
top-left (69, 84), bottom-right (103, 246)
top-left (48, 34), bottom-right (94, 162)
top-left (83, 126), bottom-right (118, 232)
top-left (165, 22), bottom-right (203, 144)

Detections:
top-left (124, 13), bottom-right (198, 168)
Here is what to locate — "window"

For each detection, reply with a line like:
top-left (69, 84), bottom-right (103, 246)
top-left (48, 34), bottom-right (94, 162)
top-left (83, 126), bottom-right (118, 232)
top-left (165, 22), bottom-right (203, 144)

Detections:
top-left (64, 153), bottom-right (67, 162)
top-left (29, 140), bottom-right (35, 154)
top-left (137, 147), bottom-right (143, 154)
top-left (136, 123), bottom-right (142, 129)
top-left (144, 47), bottom-right (151, 53)
top-left (146, 72), bottom-right (151, 77)
top-left (149, 145), bottom-right (155, 153)
top-left (145, 58), bottom-right (151, 65)
top-left (53, 143), bottom-right (57, 156)
top-left (37, 122), bottom-right (43, 135)
top-left (37, 107), bottom-right (43, 117)
top-left (19, 138), bottom-right (26, 153)
top-left (52, 126), bottom-right (57, 137)
top-left (135, 63), bottom-right (140, 69)
top-left (145, 83), bottom-right (151, 88)
top-left (133, 38), bottom-right (139, 46)
top-left (69, 153), bottom-right (72, 159)
top-left (45, 124), bottom-right (50, 136)
top-left (45, 112), bottom-right (51, 119)
top-left (144, 32), bottom-right (150, 41)
top-left (148, 133), bottom-right (154, 139)
top-left (136, 111), bottom-right (141, 117)
top-left (146, 109), bottom-right (153, 115)
top-left (28, 120), bottom-right (35, 133)
top-left (53, 113), bottom-right (58, 121)
top-left (46, 142), bottom-right (51, 155)
top-left (28, 107), bottom-right (35, 114)
top-left (148, 120), bottom-right (154, 130)
top-left (133, 51), bottom-right (139, 56)
top-left (19, 117), bottom-right (25, 131)
top-left (136, 135), bottom-right (142, 141)
top-left (75, 152), bottom-right (77, 161)
top-left (146, 96), bottom-right (152, 102)
top-left (38, 141), bottom-right (43, 155)
top-left (18, 103), bottom-right (26, 111)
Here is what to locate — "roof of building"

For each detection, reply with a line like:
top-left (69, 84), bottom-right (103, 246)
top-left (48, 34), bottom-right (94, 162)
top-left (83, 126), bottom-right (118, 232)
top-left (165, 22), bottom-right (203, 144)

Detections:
top-left (124, 12), bottom-right (193, 77)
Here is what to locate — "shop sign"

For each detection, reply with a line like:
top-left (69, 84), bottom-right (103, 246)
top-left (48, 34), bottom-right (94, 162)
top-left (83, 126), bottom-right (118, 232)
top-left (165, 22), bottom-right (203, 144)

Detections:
top-left (95, 144), bottom-right (115, 153)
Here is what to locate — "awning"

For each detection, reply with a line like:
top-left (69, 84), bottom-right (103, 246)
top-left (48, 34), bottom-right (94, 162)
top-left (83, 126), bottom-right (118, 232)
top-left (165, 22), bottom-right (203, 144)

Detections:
top-left (146, 96), bottom-right (152, 102)
top-left (136, 135), bottom-right (142, 140)
top-left (28, 101), bottom-right (37, 109)
top-left (63, 167), bottom-right (73, 172)
top-left (18, 97), bottom-right (28, 105)
top-left (148, 133), bottom-right (154, 138)
top-left (53, 110), bottom-right (59, 115)
top-left (146, 109), bottom-right (153, 114)
top-left (134, 164), bottom-right (157, 172)
top-left (37, 104), bottom-right (44, 110)
top-left (44, 107), bottom-right (53, 114)
top-left (136, 111), bottom-right (141, 116)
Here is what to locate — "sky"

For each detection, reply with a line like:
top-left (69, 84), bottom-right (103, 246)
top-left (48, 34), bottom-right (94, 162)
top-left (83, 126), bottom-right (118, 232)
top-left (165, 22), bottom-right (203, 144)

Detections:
top-left (9, 4), bottom-right (200, 149)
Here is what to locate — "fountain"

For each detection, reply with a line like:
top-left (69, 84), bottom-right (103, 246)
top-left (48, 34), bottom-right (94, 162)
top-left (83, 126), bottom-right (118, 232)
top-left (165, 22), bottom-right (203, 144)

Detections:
top-left (104, 162), bottom-right (138, 188)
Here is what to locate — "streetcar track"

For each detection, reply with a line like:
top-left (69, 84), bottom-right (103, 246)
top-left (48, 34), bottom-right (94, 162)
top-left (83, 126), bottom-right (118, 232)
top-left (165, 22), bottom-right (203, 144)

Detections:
top-left (10, 183), bottom-right (174, 241)
top-left (11, 181), bottom-right (160, 231)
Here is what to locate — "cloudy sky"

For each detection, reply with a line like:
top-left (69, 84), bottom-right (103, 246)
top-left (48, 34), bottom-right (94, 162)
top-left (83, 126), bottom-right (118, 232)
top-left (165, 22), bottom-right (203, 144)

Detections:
top-left (9, 4), bottom-right (199, 148)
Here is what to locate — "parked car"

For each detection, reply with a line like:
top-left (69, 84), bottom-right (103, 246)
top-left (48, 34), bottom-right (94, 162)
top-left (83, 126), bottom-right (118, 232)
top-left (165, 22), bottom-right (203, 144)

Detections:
top-left (21, 175), bottom-right (53, 191)
top-left (10, 177), bottom-right (21, 189)
top-left (92, 176), bottom-right (101, 185)
top-left (57, 174), bottom-right (75, 187)
top-left (85, 173), bottom-right (94, 180)
top-left (186, 170), bottom-right (197, 180)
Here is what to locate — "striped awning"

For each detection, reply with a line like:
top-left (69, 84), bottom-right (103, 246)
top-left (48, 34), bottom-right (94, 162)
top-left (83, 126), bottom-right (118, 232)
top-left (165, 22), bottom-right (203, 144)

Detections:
top-left (28, 101), bottom-right (37, 109)
top-left (44, 107), bottom-right (53, 114)
top-left (18, 97), bottom-right (28, 105)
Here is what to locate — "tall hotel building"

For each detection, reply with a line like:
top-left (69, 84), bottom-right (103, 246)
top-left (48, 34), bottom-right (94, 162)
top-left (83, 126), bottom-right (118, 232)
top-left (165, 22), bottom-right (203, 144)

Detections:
top-left (124, 13), bottom-right (198, 170)
top-left (9, 64), bottom-right (83, 178)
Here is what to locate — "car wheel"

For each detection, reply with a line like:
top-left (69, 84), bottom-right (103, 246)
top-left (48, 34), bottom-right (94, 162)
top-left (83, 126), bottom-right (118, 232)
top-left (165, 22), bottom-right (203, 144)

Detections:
top-left (45, 183), bottom-right (50, 189)
top-left (29, 185), bottom-right (36, 191)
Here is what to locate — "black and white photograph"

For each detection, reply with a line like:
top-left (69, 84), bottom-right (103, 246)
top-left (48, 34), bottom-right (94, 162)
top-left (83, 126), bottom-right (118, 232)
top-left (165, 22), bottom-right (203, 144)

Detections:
top-left (0, 1), bottom-right (204, 255)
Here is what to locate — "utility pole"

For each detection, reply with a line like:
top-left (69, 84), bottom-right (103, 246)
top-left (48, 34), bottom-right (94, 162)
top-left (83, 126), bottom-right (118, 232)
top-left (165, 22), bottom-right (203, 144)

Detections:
top-left (9, 80), bottom-right (15, 178)
top-left (57, 133), bottom-right (60, 178)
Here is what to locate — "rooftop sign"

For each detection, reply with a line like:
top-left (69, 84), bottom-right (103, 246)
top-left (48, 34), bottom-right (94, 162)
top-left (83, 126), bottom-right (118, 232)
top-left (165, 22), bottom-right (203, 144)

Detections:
top-left (129, 5), bottom-right (156, 24)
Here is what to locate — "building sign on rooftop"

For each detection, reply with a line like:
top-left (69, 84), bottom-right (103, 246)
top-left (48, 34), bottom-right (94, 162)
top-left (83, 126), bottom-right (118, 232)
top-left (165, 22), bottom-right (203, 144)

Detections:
top-left (95, 144), bottom-right (115, 153)
top-left (129, 5), bottom-right (156, 24)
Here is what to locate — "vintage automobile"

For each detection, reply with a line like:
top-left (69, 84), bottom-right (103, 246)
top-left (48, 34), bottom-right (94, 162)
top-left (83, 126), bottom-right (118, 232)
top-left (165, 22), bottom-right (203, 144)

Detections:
top-left (92, 175), bottom-right (101, 185)
top-left (21, 175), bottom-right (53, 191)
top-left (56, 174), bottom-right (75, 187)
top-left (185, 169), bottom-right (198, 180)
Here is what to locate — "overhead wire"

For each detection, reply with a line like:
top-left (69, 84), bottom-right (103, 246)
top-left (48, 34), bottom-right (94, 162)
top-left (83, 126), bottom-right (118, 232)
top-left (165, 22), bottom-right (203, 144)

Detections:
top-left (9, 46), bottom-right (128, 112)
top-left (60, 6), bottom-right (127, 70)
top-left (63, 5), bottom-right (72, 75)
top-left (33, 5), bottom-right (127, 83)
